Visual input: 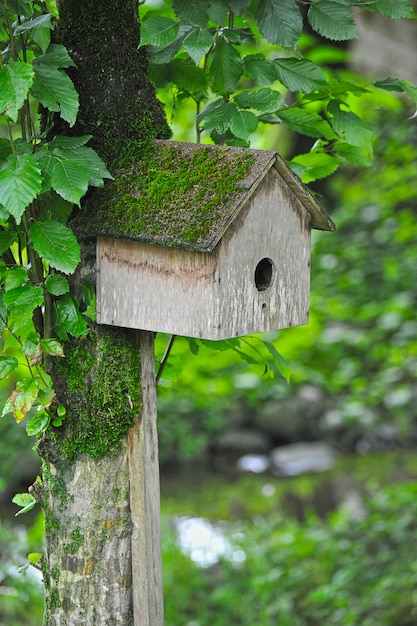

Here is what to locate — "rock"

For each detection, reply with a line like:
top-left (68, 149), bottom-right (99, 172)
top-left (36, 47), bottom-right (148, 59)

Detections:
top-left (270, 442), bottom-right (336, 476)
top-left (217, 428), bottom-right (273, 455)
top-left (236, 454), bottom-right (270, 474)
top-left (255, 386), bottom-right (326, 442)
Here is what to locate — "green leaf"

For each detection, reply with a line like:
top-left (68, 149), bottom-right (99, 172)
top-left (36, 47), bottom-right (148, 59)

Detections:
top-left (49, 158), bottom-right (90, 205)
top-left (26, 410), bottom-right (50, 436)
top-left (291, 151), bottom-right (340, 183)
top-left (140, 16), bottom-right (179, 47)
top-left (308, 0), bottom-right (358, 41)
top-left (34, 44), bottom-right (76, 69)
top-left (0, 355), bottom-right (19, 379)
top-left (55, 293), bottom-right (89, 337)
top-left (209, 36), bottom-right (243, 95)
top-left (3, 284), bottom-right (44, 312)
top-left (31, 26), bottom-right (52, 54)
top-left (198, 99), bottom-right (235, 133)
top-left (12, 492), bottom-right (37, 516)
top-left (172, 0), bottom-right (208, 26)
top-left (183, 27), bottom-right (213, 64)
top-left (229, 108), bottom-right (258, 140)
top-left (40, 338), bottom-right (65, 357)
top-left (44, 273), bottom-right (70, 296)
top-left (333, 141), bottom-right (373, 166)
top-left (328, 100), bottom-right (375, 148)
top-left (28, 552), bottom-right (43, 565)
top-left (375, 78), bottom-right (417, 102)
top-left (147, 26), bottom-right (191, 64)
top-left (31, 64), bottom-right (79, 127)
top-left (0, 61), bottom-right (34, 122)
top-left (277, 107), bottom-right (336, 140)
top-left (257, 0), bottom-right (303, 49)
top-left (4, 267), bottom-right (27, 291)
top-left (51, 145), bottom-right (112, 187)
top-left (356, 0), bottom-right (414, 18)
top-left (49, 135), bottom-right (92, 149)
top-left (160, 58), bottom-right (207, 95)
top-left (0, 153), bottom-right (42, 223)
top-left (243, 55), bottom-right (276, 85)
top-left (234, 87), bottom-right (285, 112)
top-left (30, 220), bottom-right (80, 274)
top-left (14, 13), bottom-right (53, 35)
top-left (83, 293), bottom-right (96, 322)
top-left (45, 0), bottom-right (59, 18)
top-left (273, 58), bottom-right (327, 93)
top-left (261, 340), bottom-right (292, 383)
top-left (10, 378), bottom-right (39, 423)
top-left (38, 386), bottom-right (55, 408)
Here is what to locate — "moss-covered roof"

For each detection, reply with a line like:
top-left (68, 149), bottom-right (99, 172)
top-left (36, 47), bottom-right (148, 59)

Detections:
top-left (76, 141), bottom-right (335, 251)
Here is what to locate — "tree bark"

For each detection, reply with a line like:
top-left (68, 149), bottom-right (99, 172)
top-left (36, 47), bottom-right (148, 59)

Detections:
top-left (39, 1), bottom-right (170, 623)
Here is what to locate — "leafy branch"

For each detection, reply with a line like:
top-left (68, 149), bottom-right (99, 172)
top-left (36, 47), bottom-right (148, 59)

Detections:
top-left (140, 0), bottom-right (417, 182)
top-left (0, 1), bottom-right (111, 435)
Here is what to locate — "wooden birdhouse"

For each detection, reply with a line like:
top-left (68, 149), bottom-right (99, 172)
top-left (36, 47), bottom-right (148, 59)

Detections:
top-left (82, 141), bottom-right (335, 340)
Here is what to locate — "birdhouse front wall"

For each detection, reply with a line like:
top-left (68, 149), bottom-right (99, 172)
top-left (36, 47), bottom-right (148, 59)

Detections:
top-left (213, 167), bottom-right (311, 339)
top-left (97, 167), bottom-right (312, 340)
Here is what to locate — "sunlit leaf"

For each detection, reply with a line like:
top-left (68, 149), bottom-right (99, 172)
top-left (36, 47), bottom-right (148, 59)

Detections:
top-left (10, 378), bottom-right (40, 423)
top-left (26, 409), bottom-right (50, 436)
top-left (328, 100), bottom-right (375, 148)
top-left (291, 151), bottom-right (340, 183)
top-left (0, 355), bottom-right (19, 379)
top-left (12, 492), bottom-right (37, 516)
top-left (4, 267), bottom-right (27, 291)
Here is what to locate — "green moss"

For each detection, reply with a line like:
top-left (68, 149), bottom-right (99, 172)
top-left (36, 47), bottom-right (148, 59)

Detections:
top-left (76, 142), bottom-right (255, 250)
top-left (51, 326), bottom-right (140, 462)
top-left (64, 526), bottom-right (85, 555)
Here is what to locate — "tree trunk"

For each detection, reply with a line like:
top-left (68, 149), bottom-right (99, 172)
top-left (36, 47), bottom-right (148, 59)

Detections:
top-left (38, 1), bottom-right (170, 623)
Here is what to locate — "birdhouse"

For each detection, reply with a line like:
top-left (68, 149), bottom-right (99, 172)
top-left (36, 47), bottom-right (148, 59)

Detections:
top-left (82, 141), bottom-right (335, 340)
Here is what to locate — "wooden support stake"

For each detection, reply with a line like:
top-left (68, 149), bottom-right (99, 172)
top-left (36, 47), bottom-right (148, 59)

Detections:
top-left (128, 330), bottom-right (164, 626)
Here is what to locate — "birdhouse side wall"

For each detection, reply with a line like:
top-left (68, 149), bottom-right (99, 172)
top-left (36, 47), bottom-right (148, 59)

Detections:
top-left (214, 168), bottom-right (311, 338)
top-left (97, 238), bottom-right (219, 337)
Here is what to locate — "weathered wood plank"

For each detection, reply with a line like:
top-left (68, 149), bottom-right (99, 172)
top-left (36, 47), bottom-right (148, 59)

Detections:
top-left (128, 331), bottom-right (163, 626)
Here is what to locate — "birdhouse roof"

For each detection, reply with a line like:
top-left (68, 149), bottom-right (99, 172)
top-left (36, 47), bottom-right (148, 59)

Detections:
top-left (78, 140), bottom-right (335, 251)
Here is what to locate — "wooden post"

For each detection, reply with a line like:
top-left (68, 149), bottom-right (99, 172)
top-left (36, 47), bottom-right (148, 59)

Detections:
top-left (128, 330), bottom-right (164, 626)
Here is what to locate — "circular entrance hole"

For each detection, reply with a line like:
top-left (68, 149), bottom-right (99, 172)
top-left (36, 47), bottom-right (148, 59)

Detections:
top-left (254, 258), bottom-right (275, 292)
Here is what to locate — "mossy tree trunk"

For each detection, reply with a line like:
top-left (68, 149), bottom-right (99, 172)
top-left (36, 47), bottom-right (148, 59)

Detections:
top-left (38, 1), bottom-right (170, 624)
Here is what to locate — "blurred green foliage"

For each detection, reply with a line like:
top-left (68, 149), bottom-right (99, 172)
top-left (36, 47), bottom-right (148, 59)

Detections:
top-left (3, 459), bottom-right (417, 625)
top-left (155, 98), bottom-right (417, 462)
top-left (163, 481), bottom-right (417, 625)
